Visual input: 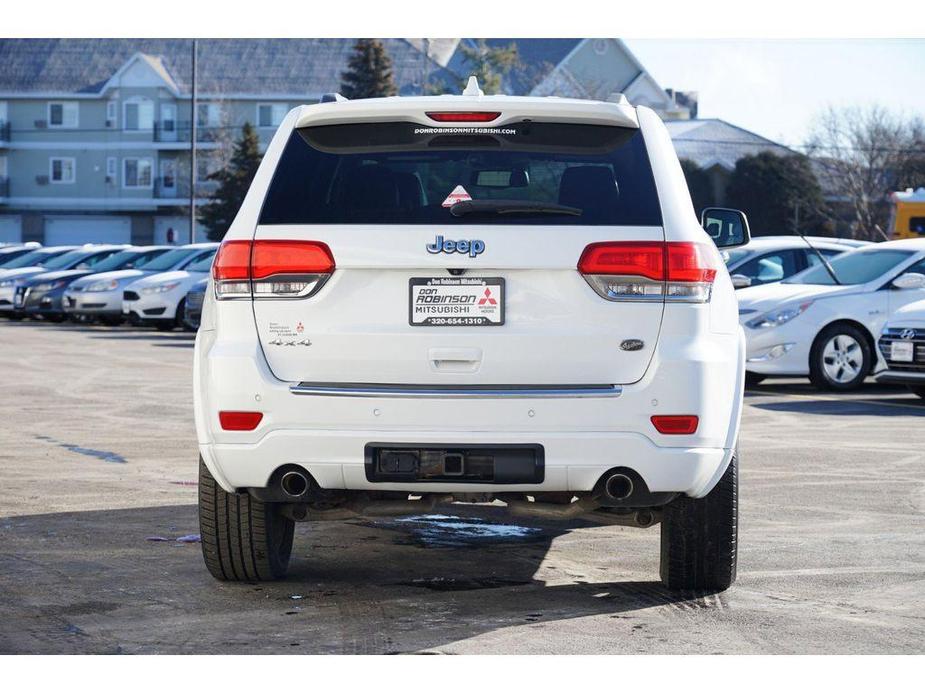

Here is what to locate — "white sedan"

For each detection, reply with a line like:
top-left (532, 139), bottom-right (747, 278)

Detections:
top-left (122, 249), bottom-right (216, 331)
top-left (737, 238), bottom-right (925, 390)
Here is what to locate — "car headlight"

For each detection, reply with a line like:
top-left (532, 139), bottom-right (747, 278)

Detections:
top-left (141, 281), bottom-right (181, 295)
top-left (85, 279), bottom-right (119, 292)
top-left (0, 279), bottom-right (15, 288)
top-left (33, 280), bottom-right (67, 292)
top-left (746, 301), bottom-right (813, 329)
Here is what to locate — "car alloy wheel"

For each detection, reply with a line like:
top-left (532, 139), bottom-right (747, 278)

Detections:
top-left (821, 334), bottom-right (863, 384)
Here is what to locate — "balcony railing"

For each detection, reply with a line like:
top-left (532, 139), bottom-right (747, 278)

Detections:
top-left (154, 177), bottom-right (217, 199)
top-left (153, 121), bottom-right (223, 143)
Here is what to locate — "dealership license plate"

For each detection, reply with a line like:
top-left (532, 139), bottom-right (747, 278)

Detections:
top-left (891, 340), bottom-right (914, 362)
top-left (409, 277), bottom-right (505, 326)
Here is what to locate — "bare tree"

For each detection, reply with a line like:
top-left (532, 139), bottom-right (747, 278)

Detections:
top-left (807, 106), bottom-right (923, 240)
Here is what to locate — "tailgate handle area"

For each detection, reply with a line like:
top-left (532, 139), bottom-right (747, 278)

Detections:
top-left (429, 347), bottom-right (482, 374)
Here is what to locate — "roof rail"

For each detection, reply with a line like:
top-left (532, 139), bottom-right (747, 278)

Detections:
top-left (320, 93), bottom-right (348, 103)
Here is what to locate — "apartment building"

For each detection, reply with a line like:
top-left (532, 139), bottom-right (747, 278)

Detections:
top-left (0, 38), bottom-right (709, 244)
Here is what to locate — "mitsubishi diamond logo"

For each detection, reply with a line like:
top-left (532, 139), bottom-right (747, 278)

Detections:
top-left (900, 328), bottom-right (916, 340)
top-left (478, 288), bottom-right (497, 306)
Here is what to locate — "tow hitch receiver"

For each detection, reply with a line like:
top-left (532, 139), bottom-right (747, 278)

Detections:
top-left (365, 444), bottom-right (544, 484)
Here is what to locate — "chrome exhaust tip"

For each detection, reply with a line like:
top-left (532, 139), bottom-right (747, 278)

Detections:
top-left (604, 473), bottom-right (634, 502)
top-left (280, 470), bottom-right (309, 498)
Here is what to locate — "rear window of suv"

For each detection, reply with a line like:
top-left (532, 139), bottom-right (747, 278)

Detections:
top-left (259, 121), bottom-right (662, 226)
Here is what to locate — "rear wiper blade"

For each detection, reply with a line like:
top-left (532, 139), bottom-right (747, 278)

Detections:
top-left (450, 199), bottom-right (582, 218)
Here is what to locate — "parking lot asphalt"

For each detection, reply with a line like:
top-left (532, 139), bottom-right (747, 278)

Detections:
top-left (1, 320), bottom-right (923, 654)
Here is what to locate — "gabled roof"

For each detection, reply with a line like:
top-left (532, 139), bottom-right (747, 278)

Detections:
top-left (0, 38), bottom-right (457, 97)
top-left (664, 118), bottom-right (795, 171)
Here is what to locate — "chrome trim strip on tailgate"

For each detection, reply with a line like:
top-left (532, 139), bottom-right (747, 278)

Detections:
top-left (289, 383), bottom-right (623, 398)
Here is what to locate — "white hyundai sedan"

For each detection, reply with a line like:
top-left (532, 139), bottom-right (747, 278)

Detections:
top-left (737, 238), bottom-right (925, 390)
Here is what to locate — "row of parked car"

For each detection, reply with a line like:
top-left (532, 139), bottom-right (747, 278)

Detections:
top-left (3, 234), bottom-right (925, 399)
top-left (0, 242), bottom-right (216, 331)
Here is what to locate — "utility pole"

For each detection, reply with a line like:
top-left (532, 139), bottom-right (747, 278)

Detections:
top-left (421, 38), bottom-right (430, 96)
top-left (189, 38), bottom-right (198, 244)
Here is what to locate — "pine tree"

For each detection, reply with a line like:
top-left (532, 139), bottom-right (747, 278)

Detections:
top-left (458, 40), bottom-right (519, 95)
top-left (340, 39), bottom-right (398, 99)
top-left (199, 123), bottom-right (262, 241)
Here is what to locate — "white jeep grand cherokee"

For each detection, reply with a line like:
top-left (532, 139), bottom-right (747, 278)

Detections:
top-left (194, 79), bottom-right (750, 591)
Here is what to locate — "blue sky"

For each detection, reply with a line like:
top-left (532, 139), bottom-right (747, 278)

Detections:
top-left (624, 39), bottom-right (925, 148)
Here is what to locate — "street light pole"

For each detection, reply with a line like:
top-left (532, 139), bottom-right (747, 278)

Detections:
top-left (189, 38), bottom-right (198, 244)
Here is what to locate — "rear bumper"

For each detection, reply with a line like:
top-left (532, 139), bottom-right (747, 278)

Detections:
top-left (194, 307), bottom-right (745, 500)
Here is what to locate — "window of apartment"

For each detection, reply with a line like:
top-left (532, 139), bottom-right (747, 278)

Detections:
top-left (196, 103), bottom-right (222, 127)
top-left (106, 157), bottom-right (117, 182)
top-left (123, 157), bottom-right (153, 188)
top-left (0, 156), bottom-right (7, 178)
top-left (48, 101), bottom-right (79, 128)
top-left (106, 100), bottom-right (118, 126)
top-left (49, 157), bottom-right (76, 184)
top-left (123, 97), bottom-right (154, 131)
top-left (196, 155), bottom-right (222, 183)
top-left (0, 101), bottom-right (8, 125)
top-left (257, 103), bottom-right (287, 128)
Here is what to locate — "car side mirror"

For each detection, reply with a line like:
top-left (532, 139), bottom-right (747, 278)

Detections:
top-left (730, 274), bottom-right (752, 289)
top-left (701, 207), bottom-right (751, 249)
top-left (892, 272), bottom-right (925, 290)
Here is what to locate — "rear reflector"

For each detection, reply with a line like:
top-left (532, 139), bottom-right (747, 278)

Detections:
top-left (651, 415), bottom-right (699, 435)
top-left (212, 239), bottom-right (335, 300)
top-left (426, 111), bottom-right (501, 122)
top-left (578, 241), bottom-right (717, 303)
top-left (219, 411), bottom-right (264, 431)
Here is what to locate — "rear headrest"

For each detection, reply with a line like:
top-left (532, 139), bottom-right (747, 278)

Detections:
top-left (343, 164), bottom-right (400, 211)
top-left (558, 166), bottom-right (621, 222)
top-left (393, 172), bottom-right (426, 210)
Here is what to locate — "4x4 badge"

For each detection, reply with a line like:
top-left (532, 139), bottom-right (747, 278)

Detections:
top-left (426, 235), bottom-right (485, 258)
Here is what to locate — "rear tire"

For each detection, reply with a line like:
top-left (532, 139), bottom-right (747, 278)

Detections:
top-left (808, 323), bottom-right (871, 391)
top-left (198, 459), bottom-right (295, 581)
top-left (660, 451), bottom-right (738, 592)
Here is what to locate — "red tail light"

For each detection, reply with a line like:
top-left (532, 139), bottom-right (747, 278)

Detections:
top-left (212, 239), bottom-right (335, 300)
top-left (219, 411), bottom-right (263, 431)
top-left (426, 111), bottom-right (501, 123)
top-left (651, 415), bottom-right (699, 435)
top-left (578, 241), bottom-right (717, 303)
top-left (251, 240), bottom-right (335, 279)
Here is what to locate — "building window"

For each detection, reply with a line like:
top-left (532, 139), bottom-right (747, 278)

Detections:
top-left (123, 98), bottom-right (154, 131)
top-left (106, 157), bottom-right (117, 182)
top-left (0, 100), bottom-right (8, 125)
top-left (257, 103), bottom-right (287, 128)
top-left (196, 155), bottom-right (222, 183)
top-left (106, 100), bottom-right (118, 126)
top-left (196, 103), bottom-right (221, 127)
top-left (123, 157), bottom-right (153, 188)
top-left (49, 157), bottom-right (76, 184)
top-left (48, 102), bottom-right (79, 128)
